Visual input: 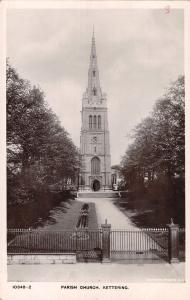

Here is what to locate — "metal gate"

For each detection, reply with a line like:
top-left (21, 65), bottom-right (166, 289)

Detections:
top-left (75, 229), bottom-right (102, 262)
top-left (7, 228), bottom-right (172, 263)
top-left (111, 228), bottom-right (169, 262)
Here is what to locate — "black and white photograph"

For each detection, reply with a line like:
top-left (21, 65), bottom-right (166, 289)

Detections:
top-left (1, 1), bottom-right (190, 299)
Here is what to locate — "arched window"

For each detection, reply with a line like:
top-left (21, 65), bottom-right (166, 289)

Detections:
top-left (98, 115), bottom-right (101, 129)
top-left (89, 115), bottom-right (92, 129)
top-left (93, 70), bottom-right (96, 77)
top-left (91, 157), bottom-right (100, 174)
top-left (93, 115), bottom-right (97, 129)
top-left (92, 87), bottom-right (97, 96)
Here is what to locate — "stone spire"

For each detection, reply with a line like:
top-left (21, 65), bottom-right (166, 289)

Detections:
top-left (87, 29), bottom-right (102, 99)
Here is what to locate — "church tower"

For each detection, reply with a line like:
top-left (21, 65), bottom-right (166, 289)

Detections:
top-left (79, 31), bottom-right (111, 191)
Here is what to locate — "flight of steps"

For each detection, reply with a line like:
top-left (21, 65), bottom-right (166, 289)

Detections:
top-left (77, 191), bottom-right (120, 198)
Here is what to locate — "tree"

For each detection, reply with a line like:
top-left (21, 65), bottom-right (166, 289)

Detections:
top-left (7, 62), bottom-right (80, 204)
top-left (121, 75), bottom-right (185, 213)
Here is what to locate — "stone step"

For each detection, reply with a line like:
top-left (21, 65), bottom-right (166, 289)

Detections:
top-left (77, 191), bottom-right (119, 198)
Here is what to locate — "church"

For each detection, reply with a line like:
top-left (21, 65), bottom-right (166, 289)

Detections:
top-left (79, 31), bottom-right (111, 191)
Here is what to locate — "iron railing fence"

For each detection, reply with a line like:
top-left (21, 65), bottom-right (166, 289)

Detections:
top-left (7, 228), bottom-right (102, 255)
top-left (111, 228), bottom-right (169, 261)
top-left (7, 227), bottom-right (185, 262)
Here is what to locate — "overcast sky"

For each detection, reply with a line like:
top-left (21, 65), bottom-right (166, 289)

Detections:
top-left (7, 9), bottom-right (184, 165)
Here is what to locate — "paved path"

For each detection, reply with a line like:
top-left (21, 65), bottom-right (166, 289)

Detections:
top-left (77, 197), bottom-right (164, 253)
top-left (77, 197), bottom-right (136, 229)
top-left (7, 262), bottom-right (185, 282)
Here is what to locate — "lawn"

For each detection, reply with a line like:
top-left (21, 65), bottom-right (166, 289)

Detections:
top-left (7, 199), bottom-right (100, 254)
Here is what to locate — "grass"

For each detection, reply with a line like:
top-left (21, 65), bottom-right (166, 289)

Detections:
top-left (40, 199), bottom-right (99, 230)
top-left (8, 199), bottom-right (99, 254)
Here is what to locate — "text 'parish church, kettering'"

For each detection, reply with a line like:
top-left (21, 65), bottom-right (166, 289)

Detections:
top-left (79, 31), bottom-right (111, 191)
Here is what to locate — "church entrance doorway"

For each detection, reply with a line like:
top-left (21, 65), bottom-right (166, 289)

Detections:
top-left (92, 180), bottom-right (100, 191)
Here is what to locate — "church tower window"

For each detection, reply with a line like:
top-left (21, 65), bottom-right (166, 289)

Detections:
top-left (89, 115), bottom-right (92, 129)
top-left (93, 70), bottom-right (96, 77)
top-left (91, 157), bottom-right (100, 174)
top-left (98, 115), bottom-right (101, 129)
top-left (93, 115), bottom-right (97, 129)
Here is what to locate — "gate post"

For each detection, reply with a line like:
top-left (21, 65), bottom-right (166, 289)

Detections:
top-left (101, 219), bottom-right (111, 263)
top-left (167, 218), bottom-right (179, 263)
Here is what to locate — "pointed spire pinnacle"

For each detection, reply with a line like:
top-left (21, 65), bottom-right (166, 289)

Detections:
top-left (90, 26), bottom-right (96, 60)
top-left (87, 29), bottom-right (102, 99)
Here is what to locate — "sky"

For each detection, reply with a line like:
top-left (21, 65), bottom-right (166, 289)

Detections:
top-left (7, 9), bottom-right (184, 165)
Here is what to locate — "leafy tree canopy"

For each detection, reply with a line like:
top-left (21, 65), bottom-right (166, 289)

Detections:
top-left (7, 61), bottom-right (79, 204)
